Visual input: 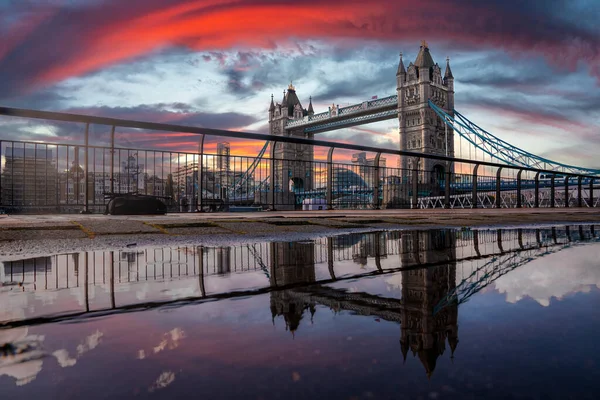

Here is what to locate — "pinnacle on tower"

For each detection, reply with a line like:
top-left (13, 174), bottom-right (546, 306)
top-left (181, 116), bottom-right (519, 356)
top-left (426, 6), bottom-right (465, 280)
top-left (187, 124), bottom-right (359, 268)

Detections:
top-left (308, 96), bottom-right (314, 115)
top-left (444, 56), bottom-right (454, 80)
top-left (397, 52), bottom-right (406, 76)
top-left (281, 90), bottom-right (287, 107)
top-left (269, 94), bottom-right (275, 112)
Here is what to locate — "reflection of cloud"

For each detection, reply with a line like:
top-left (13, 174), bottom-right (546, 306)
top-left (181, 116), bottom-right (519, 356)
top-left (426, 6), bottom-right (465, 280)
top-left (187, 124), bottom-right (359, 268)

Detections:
top-left (77, 330), bottom-right (103, 356)
top-left (149, 371), bottom-right (175, 392)
top-left (494, 243), bottom-right (600, 307)
top-left (142, 328), bottom-right (186, 358)
top-left (385, 274), bottom-right (402, 292)
top-left (53, 349), bottom-right (77, 368)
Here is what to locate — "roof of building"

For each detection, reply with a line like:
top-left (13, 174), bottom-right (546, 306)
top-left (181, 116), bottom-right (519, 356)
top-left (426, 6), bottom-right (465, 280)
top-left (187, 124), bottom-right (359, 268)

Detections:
top-left (414, 41), bottom-right (435, 68)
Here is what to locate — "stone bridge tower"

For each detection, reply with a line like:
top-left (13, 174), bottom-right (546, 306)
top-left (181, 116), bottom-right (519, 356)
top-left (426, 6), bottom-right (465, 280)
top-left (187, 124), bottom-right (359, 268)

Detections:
top-left (267, 84), bottom-right (315, 208)
top-left (396, 41), bottom-right (455, 186)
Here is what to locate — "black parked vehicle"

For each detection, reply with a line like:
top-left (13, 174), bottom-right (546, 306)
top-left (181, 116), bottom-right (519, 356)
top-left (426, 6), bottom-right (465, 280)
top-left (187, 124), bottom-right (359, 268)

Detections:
top-left (104, 193), bottom-right (168, 215)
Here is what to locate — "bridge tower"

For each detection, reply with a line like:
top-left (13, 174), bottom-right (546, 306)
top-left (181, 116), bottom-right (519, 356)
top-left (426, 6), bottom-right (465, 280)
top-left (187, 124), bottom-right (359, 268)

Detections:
top-left (396, 41), bottom-right (455, 186)
top-left (268, 84), bottom-right (315, 208)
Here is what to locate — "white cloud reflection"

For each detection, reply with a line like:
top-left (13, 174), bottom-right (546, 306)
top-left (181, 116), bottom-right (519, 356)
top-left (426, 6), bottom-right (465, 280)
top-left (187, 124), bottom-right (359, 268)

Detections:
top-left (494, 243), bottom-right (600, 306)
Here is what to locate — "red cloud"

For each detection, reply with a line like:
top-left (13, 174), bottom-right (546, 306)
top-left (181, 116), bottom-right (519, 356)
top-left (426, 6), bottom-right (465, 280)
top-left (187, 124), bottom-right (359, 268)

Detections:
top-left (1, 0), bottom-right (598, 92)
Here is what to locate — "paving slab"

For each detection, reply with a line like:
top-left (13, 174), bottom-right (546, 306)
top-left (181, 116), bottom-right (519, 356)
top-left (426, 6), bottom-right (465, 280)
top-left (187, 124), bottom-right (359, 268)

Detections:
top-left (163, 227), bottom-right (233, 236)
top-left (0, 229), bottom-right (88, 241)
top-left (76, 220), bottom-right (163, 235)
top-left (214, 221), bottom-right (287, 234)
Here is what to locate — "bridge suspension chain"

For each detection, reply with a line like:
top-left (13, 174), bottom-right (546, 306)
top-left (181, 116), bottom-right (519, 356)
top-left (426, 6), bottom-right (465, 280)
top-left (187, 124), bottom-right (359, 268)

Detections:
top-left (428, 100), bottom-right (600, 176)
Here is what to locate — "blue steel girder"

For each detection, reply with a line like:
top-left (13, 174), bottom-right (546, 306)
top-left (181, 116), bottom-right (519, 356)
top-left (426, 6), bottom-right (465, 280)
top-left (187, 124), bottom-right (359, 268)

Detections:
top-left (428, 100), bottom-right (600, 177)
top-left (285, 95), bottom-right (399, 133)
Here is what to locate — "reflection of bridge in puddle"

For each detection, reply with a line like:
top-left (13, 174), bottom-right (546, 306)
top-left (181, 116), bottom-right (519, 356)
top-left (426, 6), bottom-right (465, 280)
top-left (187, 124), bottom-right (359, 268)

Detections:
top-left (2, 225), bottom-right (598, 377)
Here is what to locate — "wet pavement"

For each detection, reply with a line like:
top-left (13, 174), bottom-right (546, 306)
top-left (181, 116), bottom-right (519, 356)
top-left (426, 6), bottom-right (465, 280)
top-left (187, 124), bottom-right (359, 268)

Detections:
top-left (1, 225), bottom-right (600, 399)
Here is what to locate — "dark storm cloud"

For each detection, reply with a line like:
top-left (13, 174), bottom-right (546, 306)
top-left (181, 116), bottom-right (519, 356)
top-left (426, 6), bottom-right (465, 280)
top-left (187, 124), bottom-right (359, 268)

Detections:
top-left (0, 0), bottom-right (599, 101)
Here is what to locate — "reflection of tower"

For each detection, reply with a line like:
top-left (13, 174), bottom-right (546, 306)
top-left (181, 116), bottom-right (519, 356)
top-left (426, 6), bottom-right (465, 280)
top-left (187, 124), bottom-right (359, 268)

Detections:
top-left (269, 241), bottom-right (316, 334)
top-left (399, 230), bottom-right (458, 378)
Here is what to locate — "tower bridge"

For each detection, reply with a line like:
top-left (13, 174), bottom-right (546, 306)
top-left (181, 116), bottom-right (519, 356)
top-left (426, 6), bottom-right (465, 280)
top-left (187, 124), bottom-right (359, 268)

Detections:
top-left (1, 42), bottom-right (599, 213)
top-left (263, 41), bottom-right (600, 210)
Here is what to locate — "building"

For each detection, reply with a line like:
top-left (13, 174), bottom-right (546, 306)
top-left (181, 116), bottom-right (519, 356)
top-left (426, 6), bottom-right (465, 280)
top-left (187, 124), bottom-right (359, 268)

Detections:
top-left (396, 41), bottom-right (455, 183)
top-left (351, 151), bottom-right (387, 186)
top-left (1, 147), bottom-right (58, 210)
top-left (216, 142), bottom-right (230, 172)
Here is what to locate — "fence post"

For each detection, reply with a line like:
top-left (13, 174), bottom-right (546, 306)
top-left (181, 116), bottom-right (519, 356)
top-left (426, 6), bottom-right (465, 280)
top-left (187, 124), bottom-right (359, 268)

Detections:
top-left (495, 167), bottom-right (503, 208)
top-left (550, 174), bottom-right (555, 208)
top-left (326, 147), bottom-right (335, 210)
top-left (444, 162), bottom-right (452, 209)
top-left (411, 158), bottom-right (419, 209)
top-left (471, 163), bottom-right (480, 209)
top-left (497, 229), bottom-right (504, 253)
top-left (534, 172), bottom-right (540, 208)
top-left (196, 134), bottom-right (204, 212)
top-left (590, 178), bottom-right (595, 207)
top-left (82, 123), bottom-right (91, 214)
top-left (564, 175), bottom-right (569, 208)
top-left (372, 152), bottom-right (381, 210)
top-left (110, 126), bottom-right (115, 195)
top-left (269, 142), bottom-right (276, 211)
top-left (577, 176), bottom-right (583, 208)
top-left (516, 169), bottom-right (523, 208)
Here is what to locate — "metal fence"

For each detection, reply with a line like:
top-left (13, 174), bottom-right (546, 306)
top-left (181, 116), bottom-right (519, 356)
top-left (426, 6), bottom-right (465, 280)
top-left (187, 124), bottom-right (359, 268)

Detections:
top-left (0, 106), bottom-right (598, 213)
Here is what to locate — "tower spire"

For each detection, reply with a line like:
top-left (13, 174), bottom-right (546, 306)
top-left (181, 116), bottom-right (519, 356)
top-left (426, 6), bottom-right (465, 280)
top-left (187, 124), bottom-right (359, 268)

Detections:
top-left (308, 96), bottom-right (314, 115)
top-left (269, 93), bottom-right (275, 112)
top-left (397, 52), bottom-right (406, 76)
top-left (444, 56), bottom-right (454, 80)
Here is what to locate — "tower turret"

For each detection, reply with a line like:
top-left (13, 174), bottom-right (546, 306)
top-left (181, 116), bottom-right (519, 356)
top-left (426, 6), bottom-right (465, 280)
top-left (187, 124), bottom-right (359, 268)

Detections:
top-left (397, 53), bottom-right (406, 89)
top-left (268, 94), bottom-right (275, 120)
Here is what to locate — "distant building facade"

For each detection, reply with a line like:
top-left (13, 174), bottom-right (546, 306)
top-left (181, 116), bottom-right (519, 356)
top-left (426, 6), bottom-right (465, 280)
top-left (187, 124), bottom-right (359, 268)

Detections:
top-left (1, 147), bottom-right (58, 209)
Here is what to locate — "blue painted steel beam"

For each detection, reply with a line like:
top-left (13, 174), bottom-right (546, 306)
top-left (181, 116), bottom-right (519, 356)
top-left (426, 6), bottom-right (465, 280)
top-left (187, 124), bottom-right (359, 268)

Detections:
top-left (428, 100), bottom-right (600, 176)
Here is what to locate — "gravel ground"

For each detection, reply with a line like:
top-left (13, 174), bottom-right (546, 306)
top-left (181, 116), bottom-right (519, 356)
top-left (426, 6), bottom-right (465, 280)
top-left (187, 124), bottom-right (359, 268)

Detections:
top-left (0, 208), bottom-right (598, 261)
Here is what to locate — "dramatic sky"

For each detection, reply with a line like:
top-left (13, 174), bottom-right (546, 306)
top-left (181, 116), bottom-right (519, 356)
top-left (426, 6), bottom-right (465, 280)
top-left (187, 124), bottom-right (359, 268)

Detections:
top-left (0, 0), bottom-right (599, 167)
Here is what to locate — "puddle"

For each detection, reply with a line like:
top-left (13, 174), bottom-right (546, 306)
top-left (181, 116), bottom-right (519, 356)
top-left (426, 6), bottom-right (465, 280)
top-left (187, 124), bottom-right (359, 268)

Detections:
top-left (1, 225), bottom-right (600, 398)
